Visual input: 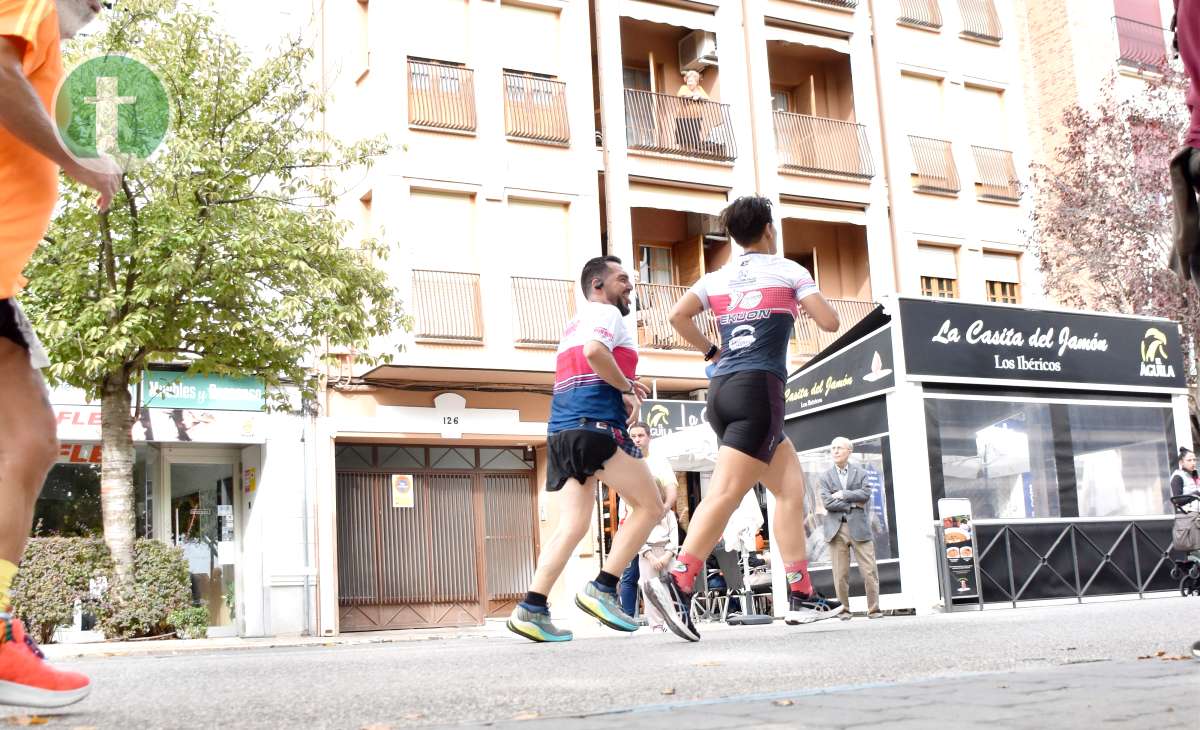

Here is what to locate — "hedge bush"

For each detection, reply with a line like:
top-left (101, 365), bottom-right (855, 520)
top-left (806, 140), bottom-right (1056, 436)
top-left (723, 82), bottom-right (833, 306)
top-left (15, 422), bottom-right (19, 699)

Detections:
top-left (96, 539), bottom-right (192, 640)
top-left (10, 538), bottom-right (113, 645)
top-left (167, 606), bottom-right (209, 640)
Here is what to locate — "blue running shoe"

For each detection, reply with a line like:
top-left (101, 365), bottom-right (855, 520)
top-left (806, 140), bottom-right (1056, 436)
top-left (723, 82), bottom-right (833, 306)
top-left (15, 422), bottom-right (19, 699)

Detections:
top-left (575, 581), bottom-right (639, 632)
top-left (506, 605), bottom-right (573, 643)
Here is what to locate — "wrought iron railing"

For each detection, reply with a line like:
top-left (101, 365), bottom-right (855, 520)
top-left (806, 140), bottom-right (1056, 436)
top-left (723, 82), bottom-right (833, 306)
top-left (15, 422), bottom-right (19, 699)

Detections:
top-left (511, 277), bottom-right (574, 347)
top-left (636, 282), bottom-right (720, 351)
top-left (809, 0), bottom-right (857, 7)
top-left (898, 0), bottom-right (943, 29)
top-left (407, 59), bottom-right (476, 132)
top-left (908, 135), bottom-right (960, 194)
top-left (624, 89), bottom-right (737, 162)
top-left (958, 0), bottom-right (1002, 42)
top-left (971, 146), bottom-right (1021, 202)
top-left (773, 112), bottom-right (874, 180)
top-left (411, 270), bottom-right (484, 342)
top-left (964, 518), bottom-right (1176, 607)
top-left (793, 298), bottom-right (876, 357)
top-left (503, 73), bottom-right (570, 145)
top-left (1114, 16), bottom-right (1168, 72)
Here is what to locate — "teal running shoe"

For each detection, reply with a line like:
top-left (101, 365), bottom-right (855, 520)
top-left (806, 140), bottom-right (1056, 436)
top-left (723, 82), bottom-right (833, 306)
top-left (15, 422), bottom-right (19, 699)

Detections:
top-left (575, 581), bottom-right (639, 632)
top-left (506, 605), bottom-right (573, 643)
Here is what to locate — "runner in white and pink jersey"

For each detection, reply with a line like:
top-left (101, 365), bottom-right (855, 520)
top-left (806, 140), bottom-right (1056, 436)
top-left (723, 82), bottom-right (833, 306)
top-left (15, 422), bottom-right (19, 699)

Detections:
top-left (643, 196), bottom-right (844, 641)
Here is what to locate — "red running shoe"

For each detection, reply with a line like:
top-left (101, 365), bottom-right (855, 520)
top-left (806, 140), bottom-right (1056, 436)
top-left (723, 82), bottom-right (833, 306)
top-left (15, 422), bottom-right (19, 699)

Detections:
top-left (0, 614), bottom-right (91, 708)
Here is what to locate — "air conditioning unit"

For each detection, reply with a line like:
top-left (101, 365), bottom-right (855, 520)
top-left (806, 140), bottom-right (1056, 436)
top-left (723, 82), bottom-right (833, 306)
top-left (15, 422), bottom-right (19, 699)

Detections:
top-left (678, 30), bottom-right (717, 72)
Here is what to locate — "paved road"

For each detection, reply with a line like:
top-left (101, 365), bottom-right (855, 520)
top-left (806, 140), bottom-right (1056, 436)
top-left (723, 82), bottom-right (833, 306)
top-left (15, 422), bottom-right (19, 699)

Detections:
top-left (5, 597), bottom-right (1199, 728)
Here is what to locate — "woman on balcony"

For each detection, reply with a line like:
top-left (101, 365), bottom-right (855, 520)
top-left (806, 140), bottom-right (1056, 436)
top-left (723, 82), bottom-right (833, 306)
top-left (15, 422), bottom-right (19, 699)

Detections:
top-left (675, 69), bottom-right (709, 151)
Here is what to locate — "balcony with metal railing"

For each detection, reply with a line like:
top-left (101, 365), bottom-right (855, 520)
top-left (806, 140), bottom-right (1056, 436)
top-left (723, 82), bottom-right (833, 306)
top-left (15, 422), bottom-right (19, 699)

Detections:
top-left (958, 0), bottom-right (1002, 42)
top-left (407, 59), bottom-right (476, 133)
top-left (806, 0), bottom-right (857, 8)
top-left (792, 298), bottom-right (876, 357)
top-left (511, 277), bottom-right (575, 347)
top-left (773, 112), bottom-right (874, 180)
top-left (503, 73), bottom-right (570, 146)
top-left (624, 89), bottom-right (737, 163)
top-left (636, 283), bottom-right (720, 351)
top-left (971, 146), bottom-right (1021, 202)
top-left (1114, 16), bottom-right (1168, 72)
top-left (898, 0), bottom-right (943, 29)
top-left (908, 135), bottom-right (960, 195)
top-left (411, 270), bottom-right (484, 344)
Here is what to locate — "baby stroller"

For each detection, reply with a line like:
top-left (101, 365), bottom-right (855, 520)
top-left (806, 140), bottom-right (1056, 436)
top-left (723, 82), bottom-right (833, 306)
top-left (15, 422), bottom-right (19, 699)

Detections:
top-left (1169, 494), bottom-right (1200, 596)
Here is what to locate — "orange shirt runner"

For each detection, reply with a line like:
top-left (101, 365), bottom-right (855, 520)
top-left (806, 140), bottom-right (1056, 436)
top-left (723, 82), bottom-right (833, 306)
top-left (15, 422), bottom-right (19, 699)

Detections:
top-left (0, 0), bottom-right (62, 300)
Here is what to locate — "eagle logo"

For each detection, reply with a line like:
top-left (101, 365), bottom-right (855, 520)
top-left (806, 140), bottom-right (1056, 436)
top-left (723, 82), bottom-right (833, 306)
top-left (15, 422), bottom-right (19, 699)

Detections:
top-left (1140, 328), bottom-right (1168, 363)
top-left (647, 404), bottom-right (671, 428)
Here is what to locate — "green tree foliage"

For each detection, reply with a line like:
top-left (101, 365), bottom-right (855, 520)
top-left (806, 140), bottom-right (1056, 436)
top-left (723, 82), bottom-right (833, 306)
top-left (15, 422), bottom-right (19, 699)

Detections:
top-left (21, 0), bottom-right (405, 580)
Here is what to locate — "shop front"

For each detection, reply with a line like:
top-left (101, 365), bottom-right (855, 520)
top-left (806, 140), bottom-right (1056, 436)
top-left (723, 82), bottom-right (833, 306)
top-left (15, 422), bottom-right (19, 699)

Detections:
top-left (40, 371), bottom-right (309, 638)
top-left (785, 296), bottom-right (1191, 613)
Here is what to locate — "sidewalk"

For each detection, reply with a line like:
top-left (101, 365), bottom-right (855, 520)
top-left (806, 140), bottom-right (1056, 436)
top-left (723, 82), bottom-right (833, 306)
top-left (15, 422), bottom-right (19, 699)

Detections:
top-left (39, 613), bottom-right (775, 660)
top-left (454, 656), bottom-right (1200, 729)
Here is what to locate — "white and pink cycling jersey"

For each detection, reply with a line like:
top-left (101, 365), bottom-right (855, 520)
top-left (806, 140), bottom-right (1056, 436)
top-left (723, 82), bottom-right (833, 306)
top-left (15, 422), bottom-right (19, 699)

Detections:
top-left (688, 253), bottom-right (820, 381)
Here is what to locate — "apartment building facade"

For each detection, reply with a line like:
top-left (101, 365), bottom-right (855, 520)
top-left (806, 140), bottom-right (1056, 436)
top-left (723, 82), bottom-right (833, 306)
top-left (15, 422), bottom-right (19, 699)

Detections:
top-left (307, 0), bottom-right (1042, 635)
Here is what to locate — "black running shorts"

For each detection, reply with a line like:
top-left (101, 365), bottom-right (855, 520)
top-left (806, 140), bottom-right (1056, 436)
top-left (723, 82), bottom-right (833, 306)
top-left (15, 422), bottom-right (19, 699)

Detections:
top-left (0, 299), bottom-right (32, 351)
top-left (546, 420), bottom-right (642, 492)
top-left (706, 370), bottom-right (786, 464)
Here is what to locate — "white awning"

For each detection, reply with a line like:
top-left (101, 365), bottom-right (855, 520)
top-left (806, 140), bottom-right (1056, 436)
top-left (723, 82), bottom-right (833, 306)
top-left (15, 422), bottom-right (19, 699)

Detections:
top-left (620, 0), bottom-right (719, 33)
top-left (628, 181), bottom-right (729, 216)
top-left (982, 251), bottom-right (1021, 283)
top-left (762, 23), bottom-right (851, 54)
top-left (918, 244), bottom-right (958, 279)
top-left (777, 200), bottom-right (866, 226)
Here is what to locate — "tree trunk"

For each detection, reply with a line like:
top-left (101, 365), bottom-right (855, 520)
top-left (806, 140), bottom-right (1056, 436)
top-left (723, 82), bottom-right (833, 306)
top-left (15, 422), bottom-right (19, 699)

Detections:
top-left (100, 372), bottom-right (136, 584)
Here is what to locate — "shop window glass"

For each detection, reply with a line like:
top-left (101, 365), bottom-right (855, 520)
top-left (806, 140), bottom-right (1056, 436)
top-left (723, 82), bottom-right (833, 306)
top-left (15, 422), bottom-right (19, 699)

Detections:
top-left (430, 447), bottom-right (475, 470)
top-left (335, 444), bottom-right (374, 470)
top-left (797, 437), bottom-right (895, 566)
top-left (925, 399), bottom-right (1061, 519)
top-left (378, 446), bottom-right (426, 470)
top-left (34, 446), bottom-right (152, 537)
top-left (1068, 404), bottom-right (1173, 517)
top-left (479, 448), bottom-right (531, 470)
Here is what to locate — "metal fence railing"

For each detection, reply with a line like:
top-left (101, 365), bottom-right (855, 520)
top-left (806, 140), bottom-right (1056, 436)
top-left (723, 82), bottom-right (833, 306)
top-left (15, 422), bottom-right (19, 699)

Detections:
top-left (503, 73), bottom-right (570, 145)
top-left (1114, 16), bottom-right (1168, 72)
top-left (898, 0), bottom-right (943, 29)
top-left (971, 145), bottom-right (1021, 202)
top-left (407, 59), bottom-right (476, 132)
top-left (411, 270), bottom-right (484, 342)
top-left (965, 518), bottom-right (1177, 608)
top-left (908, 135), bottom-right (960, 194)
top-left (958, 0), bottom-right (1002, 42)
top-left (636, 282), bottom-right (720, 351)
top-left (793, 298), bottom-right (877, 357)
top-left (511, 276), bottom-right (574, 347)
top-left (774, 112), bottom-right (874, 180)
top-left (624, 89), bottom-right (737, 162)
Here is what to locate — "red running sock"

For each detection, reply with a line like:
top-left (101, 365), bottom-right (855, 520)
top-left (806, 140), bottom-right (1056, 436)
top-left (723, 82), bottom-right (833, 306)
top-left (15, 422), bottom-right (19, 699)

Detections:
top-left (784, 560), bottom-right (813, 596)
top-left (670, 552), bottom-right (704, 593)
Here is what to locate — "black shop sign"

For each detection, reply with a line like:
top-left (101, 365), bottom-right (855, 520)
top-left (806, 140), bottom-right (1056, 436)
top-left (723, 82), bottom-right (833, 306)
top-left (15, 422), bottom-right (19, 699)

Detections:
top-left (639, 400), bottom-right (707, 439)
top-left (785, 325), bottom-right (896, 418)
top-left (899, 298), bottom-right (1186, 391)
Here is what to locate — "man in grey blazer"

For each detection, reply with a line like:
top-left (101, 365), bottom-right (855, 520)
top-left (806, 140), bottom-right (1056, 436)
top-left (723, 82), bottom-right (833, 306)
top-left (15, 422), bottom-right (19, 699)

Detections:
top-left (819, 437), bottom-right (881, 620)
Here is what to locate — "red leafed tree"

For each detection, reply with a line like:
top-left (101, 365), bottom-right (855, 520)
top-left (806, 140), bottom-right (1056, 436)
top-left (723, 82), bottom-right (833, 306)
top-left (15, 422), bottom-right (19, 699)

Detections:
top-left (1028, 70), bottom-right (1200, 427)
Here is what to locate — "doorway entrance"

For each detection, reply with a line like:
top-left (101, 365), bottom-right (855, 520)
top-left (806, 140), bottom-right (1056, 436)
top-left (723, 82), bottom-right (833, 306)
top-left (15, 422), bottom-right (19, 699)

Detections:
top-left (161, 449), bottom-right (242, 637)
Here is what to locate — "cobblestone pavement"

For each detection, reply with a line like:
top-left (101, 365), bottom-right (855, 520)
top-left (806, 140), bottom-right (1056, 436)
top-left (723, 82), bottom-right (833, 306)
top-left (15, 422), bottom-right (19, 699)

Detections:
top-left (461, 657), bottom-right (1199, 729)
